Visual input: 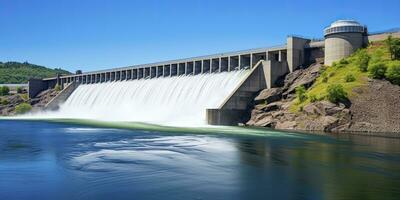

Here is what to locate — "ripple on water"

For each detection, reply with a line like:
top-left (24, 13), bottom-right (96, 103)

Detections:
top-left (69, 135), bottom-right (238, 173)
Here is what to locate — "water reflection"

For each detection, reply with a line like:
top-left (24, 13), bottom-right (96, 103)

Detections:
top-left (0, 120), bottom-right (399, 200)
top-left (234, 135), bottom-right (400, 200)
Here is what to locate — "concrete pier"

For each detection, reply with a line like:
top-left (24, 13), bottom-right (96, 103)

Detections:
top-left (206, 59), bottom-right (288, 125)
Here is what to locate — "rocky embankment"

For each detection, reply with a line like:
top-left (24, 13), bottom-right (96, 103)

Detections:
top-left (0, 89), bottom-right (58, 116)
top-left (246, 62), bottom-right (400, 133)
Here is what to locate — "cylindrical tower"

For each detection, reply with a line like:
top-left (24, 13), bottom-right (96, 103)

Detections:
top-left (324, 20), bottom-right (367, 65)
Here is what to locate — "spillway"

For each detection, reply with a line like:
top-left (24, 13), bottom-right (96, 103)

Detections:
top-left (33, 70), bottom-right (249, 126)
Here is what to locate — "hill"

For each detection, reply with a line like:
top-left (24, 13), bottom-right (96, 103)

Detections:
top-left (0, 62), bottom-right (71, 84)
top-left (246, 37), bottom-right (400, 134)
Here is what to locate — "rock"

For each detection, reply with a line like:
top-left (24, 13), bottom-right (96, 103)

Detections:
top-left (330, 123), bottom-right (351, 133)
top-left (254, 88), bottom-right (282, 104)
top-left (253, 115), bottom-right (274, 127)
top-left (321, 116), bottom-right (339, 130)
top-left (271, 111), bottom-right (284, 118)
top-left (7, 95), bottom-right (24, 105)
top-left (246, 112), bottom-right (274, 127)
top-left (314, 101), bottom-right (338, 116)
top-left (254, 104), bottom-right (268, 111)
top-left (303, 104), bottom-right (321, 115)
top-left (283, 70), bottom-right (303, 90)
top-left (275, 121), bottom-right (297, 129)
top-left (283, 63), bottom-right (322, 97)
top-left (264, 102), bottom-right (282, 112)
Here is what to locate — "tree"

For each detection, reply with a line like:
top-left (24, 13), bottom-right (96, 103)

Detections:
top-left (17, 86), bottom-right (23, 94)
top-left (0, 86), bottom-right (10, 96)
top-left (386, 35), bottom-right (400, 60)
top-left (357, 49), bottom-right (369, 72)
top-left (327, 84), bottom-right (347, 103)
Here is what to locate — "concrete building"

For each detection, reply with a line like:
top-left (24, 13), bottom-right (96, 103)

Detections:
top-left (28, 20), bottom-right (399, 125)
top-left (324, 20), bottom-right (368, 65)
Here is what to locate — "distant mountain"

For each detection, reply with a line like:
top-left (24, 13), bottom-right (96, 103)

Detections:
top-left (0, 61), bottom-right (71, 84)
top-left (370, 27), bottom-right (400, 35)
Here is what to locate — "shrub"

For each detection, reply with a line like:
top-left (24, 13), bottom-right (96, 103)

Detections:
top-left (357, 50), bottom-right (370, 72)
top-left (295, 85), bottom-right (307, 103)
top-left (344, 74), bottom-right (356, 82)
top-left (15, 103), bottom-right (32, 114)
top-left (339, 59), bottom-right (349, 65)
top-left (0, 98), bottom-right (9, 105)
top-left (309, 94), bottom-right (318, 103)
top-left (327, 84), bottom-right (347, 103)
top-left (55, 84), bottom-right (62, 91)
top-left (0, 86), bottom-right (10, 96)
top-left (319, 65), bottom-right (327, 74)
top-left (386, 35), bottom-right (400, 60)
top-left (17, 86), bottom-right (23, 94)
top-left (368, 63), bottom-right (387, 79)
top-left (385, 62), bottom-right (400, 85)
top-left (322, 75), bottom-right (328, 83)
top-left (20, 93), bottom-right (29, 101)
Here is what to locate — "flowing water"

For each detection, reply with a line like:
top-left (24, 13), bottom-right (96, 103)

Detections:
top-left (26, 70), bottom-right (249, 126)
top-left (3, 71), bottom-right (400, 199)
top-left (0, 120), bottom-right (399, 200)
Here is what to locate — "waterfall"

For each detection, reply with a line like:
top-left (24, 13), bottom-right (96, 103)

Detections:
top-left (35, 70), bottom-right (249, 126)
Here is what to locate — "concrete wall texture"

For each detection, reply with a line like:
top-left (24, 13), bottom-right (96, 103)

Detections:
top-left (45, 82), bottom-right (79, 110)
top-left (324, 32), bottom-right (364, 66)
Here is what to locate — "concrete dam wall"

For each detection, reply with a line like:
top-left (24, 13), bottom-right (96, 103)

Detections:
top-left (28, 36), bottom-right (324, 126)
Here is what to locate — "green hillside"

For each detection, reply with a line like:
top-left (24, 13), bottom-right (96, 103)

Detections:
top-left (291, 36), bottom-right (400, 112)
top-left (0, 62), bottom-right (71, 84)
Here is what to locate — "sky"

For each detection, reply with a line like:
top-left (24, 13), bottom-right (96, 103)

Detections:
top-left (1, 0), bottom-right (399, 72)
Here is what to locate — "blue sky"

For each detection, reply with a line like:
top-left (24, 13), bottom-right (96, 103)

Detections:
top-left (1, 0), bottom-right (399, 72)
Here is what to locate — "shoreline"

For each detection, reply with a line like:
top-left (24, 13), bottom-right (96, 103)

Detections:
top-left (1, 117), bottom-right (399, 139)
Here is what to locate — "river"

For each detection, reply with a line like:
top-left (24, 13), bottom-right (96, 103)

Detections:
top-left (0, 120), bottom-right (399, 200)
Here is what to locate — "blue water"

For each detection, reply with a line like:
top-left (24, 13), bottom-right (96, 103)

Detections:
top-left (0, 120), bottom-right (399, 200)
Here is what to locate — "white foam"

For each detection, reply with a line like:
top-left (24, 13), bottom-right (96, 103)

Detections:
top-left (28, 70), bottom-right (248, 126)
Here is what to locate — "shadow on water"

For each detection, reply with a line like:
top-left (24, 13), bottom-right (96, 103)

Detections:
top-left (0, 119), bottom-right (399, 200)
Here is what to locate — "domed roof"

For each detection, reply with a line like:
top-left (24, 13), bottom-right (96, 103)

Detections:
top-left (330, 20), bottom-right (362, 28)
top-left (324, 19), bottom-right (366, 36)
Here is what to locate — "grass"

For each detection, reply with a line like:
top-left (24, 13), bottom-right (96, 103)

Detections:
top-left (290, 41), bottom-right (391, 112)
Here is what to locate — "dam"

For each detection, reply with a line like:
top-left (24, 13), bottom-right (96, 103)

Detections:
top-left (27, 20), bottom-right (399, 126)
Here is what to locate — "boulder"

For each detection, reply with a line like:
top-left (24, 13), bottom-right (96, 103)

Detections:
top-left (246, 112), bottom-right (274, 127)
top-left (283, 63), bottom-right (321, 96)
top-left (275, 121), bottom-right (297, 129)
top-left (253, 115), bottom-right (274, 127)
top-left (254, 88), bottom-right (282, 104)
top-left (321, 116), bottom-right (339, 130)
top-left (303, 103), bottom-right (321, 115)
top-left (314, 101), bottom-right (338, 116)
top-left (7, 95), bottom-right (24, 105)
